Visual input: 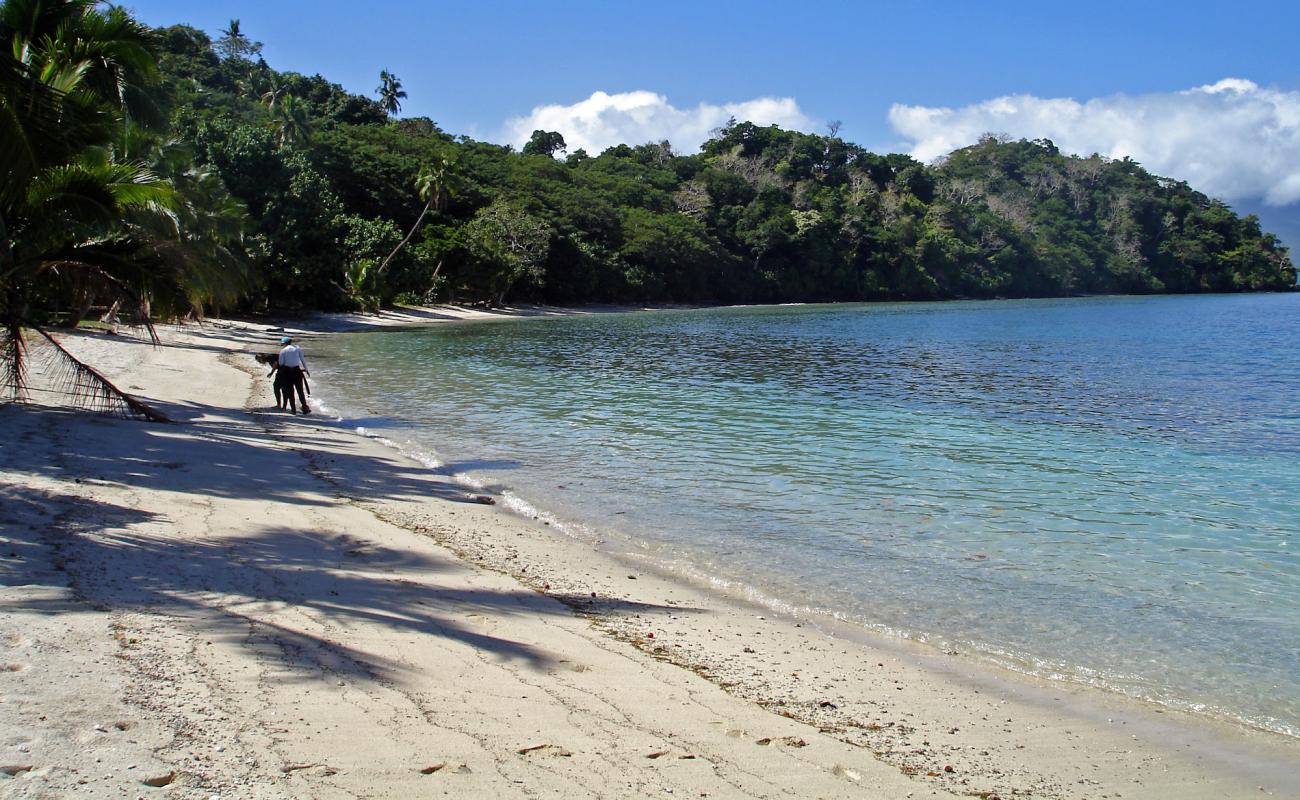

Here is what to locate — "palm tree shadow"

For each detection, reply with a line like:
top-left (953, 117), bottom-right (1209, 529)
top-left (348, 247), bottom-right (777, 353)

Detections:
top-left (9, 403), bottom-right (489, 508)
top-left (3, 490), bottom-right (560, 677)
top-left (1, 404), bottom-right (698, 688)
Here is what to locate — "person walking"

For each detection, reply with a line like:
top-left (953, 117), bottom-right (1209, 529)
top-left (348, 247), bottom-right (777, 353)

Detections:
top-left (277, 335), bottom-right (311, 414)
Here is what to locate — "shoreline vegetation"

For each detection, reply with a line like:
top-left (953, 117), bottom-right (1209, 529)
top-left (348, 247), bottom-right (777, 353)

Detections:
top-left (5, 0), bottom-right (1294, 434)
top-left (2, 3), bottom-right (1295, 387)
top-left (2, 3), bottom-right (1297, 796)
top-left (2, 308), bottom-right (1298, 798)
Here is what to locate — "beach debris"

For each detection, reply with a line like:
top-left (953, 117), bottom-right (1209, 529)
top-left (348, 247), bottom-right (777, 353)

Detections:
top-left (469, 494), bottom-right (495, 505)
top-left (418, 763), bottom-right (447, 774)
top-left (678, 753), bottom-right (697, 760)
top-left (755, 737), bottom-right (772, 746)
top-left (646, 750), bottom-right (670, 759)
top-left (0, 765), bottom-right (34, 776)
top-left (516, 743), bottom-right (571, 757)
top-left (279, 763), bottom-right (318, 773)
top-left (832, 765), bottom-right (862, 782)
top-left (780, 737), bottom-right (808, 748)
top-left (818, 700), bottom-right (838, 709)
top-left (141, 771), bottom-right (176, 787)
top-left (646, 632), bottom-right (655, 638)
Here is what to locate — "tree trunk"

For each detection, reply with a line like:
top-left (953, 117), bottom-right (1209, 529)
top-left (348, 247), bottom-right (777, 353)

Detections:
top-left (65, 289), bottom-right (94, 328)
top-left (377, 197), bottom-right (434, 275)
top-left (100, 299), bottom-right (122, 324)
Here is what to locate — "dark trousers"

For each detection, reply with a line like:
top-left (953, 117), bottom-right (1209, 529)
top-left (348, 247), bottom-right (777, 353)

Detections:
top-left (281, 366), bottom-right (308, 411)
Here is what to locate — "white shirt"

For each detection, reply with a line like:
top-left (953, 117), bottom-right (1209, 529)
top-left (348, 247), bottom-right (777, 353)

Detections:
top-left (278, 344), bottom-right (308, 371)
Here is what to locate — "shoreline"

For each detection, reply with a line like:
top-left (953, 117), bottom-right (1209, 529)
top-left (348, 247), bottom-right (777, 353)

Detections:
top-left (1, 312), bottom-right (1296, 798)
top-left (312, 299), bottom-right (1300, 742)
top-left (333, 411), bottom-right (1294, 743)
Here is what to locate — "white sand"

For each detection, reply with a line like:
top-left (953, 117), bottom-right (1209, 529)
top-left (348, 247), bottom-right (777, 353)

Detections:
top-left (1, 310), bottom-right (1296, 799)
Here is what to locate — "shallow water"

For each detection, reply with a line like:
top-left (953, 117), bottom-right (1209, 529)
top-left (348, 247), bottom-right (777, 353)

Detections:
top-left (312, 294), bottom-right (1300, 737)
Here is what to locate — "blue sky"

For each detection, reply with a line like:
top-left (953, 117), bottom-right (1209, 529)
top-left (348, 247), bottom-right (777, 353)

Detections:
top-left (124, 1), bottom-right (1300, 243)
top-left (122, 1), bottom-right (1298, 147)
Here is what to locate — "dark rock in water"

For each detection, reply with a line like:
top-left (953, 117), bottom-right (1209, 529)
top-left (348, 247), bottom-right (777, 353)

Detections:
top-left (469, 494), bottom-right (495, 505)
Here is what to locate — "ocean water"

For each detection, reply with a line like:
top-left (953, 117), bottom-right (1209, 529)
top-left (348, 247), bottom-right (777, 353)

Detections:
top-left (311, 294), bottom-right (1300, 737)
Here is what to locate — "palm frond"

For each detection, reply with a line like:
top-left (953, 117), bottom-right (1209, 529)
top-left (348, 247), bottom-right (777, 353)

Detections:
top-left (32, 325), bottom-right (168, 421)
top-left (0, 313), bottom-right (25, 400)
top-left (24, 157), bottom-right (175, 234)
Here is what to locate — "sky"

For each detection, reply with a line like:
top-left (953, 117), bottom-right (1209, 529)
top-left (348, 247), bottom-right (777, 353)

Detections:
top-left (124, 0), bottom-right (1300, 242)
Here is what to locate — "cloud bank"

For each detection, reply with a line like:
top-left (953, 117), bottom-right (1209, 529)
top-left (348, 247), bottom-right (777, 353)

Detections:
top-left (501, 90), bottom-right (816, 155)
top-left (890, 79), bottom-right (1300, 206)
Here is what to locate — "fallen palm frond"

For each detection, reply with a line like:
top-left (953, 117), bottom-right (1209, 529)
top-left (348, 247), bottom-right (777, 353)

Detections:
top-left (32, 326), bottom-right (169, 422)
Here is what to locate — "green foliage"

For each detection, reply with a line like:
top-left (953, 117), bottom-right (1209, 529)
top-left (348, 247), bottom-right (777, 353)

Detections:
top-left (130, 13), bottom-right (1295, 314)
top-left (460, 199), bottom-right (552, 305)
top-left (375, 69), bottom-right (405, 116)
top-left (1, 0), bottom-right (255, 416)
top-left (215, 19), bottom-right (261, 61)
top-left (522, 129), bottom-right (567, 157)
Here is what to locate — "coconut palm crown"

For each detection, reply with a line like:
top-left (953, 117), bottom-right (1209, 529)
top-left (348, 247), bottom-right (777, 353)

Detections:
top-left (1, 0), bottom-right (251, 420)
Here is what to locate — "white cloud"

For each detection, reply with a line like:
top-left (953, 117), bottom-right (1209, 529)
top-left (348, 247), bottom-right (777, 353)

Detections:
top-left (500, 90), bottom-right (816, 155)
top-left (889, 79), bottom-right (1300, 205)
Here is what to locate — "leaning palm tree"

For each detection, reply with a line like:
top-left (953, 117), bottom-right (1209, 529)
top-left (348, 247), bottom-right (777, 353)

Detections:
top-left (1, 0), bottom-right (250, 420)
top-left (376, 157), bottom-right (453, 275)
top-left (376, 69), bottom-right (406, 116)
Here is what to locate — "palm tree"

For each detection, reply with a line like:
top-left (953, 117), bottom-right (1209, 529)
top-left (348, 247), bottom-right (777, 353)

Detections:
top-left (376, 69), bottom-right (406, 116)
top-left (376, 158), bottom-right (453, 275)
top-left (259, 75), bottom-right (288, 114)
top-left (215, 18), bottom-right (260, 60)
top-left (1, 0), bottom-right (250, 420)
top-left (270, 93), bottom-right (311, 147)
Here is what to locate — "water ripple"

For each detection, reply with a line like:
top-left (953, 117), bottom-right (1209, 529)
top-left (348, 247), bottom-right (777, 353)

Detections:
top-left (317, 294), bottom-right (1300, 737)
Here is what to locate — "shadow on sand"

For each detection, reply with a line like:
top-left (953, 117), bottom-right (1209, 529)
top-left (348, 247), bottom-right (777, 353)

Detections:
top-left (0, 402), bottom-right (697, 687)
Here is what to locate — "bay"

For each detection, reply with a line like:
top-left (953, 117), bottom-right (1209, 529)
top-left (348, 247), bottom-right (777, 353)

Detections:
top-left (312, 293), bottom-right (1300, 737)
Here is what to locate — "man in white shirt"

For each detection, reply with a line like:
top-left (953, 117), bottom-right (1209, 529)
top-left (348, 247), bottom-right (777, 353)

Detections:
top-left (277, 336), bottom-right (311, 414)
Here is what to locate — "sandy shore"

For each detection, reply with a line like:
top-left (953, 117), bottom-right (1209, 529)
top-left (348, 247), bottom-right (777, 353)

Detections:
top-left (1, 308), bottom-right (1296, 799)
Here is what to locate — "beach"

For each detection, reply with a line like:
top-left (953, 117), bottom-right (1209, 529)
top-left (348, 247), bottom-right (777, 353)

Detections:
top-left (1, 310), bottom-right (1296, 799)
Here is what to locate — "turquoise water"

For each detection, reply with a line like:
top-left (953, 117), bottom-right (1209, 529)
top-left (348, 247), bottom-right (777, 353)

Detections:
top-left (313, 294), bottom-right (1300, 737)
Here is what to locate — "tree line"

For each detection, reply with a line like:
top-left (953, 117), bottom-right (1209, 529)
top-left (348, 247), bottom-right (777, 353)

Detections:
top-left (4, 2), bottom-right (1295, 398)
top-left (159, 19), bottom-right (1294, 311)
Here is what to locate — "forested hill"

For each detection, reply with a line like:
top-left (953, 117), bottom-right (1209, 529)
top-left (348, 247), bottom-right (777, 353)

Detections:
top-left (158, 24), bottom-right (1296, 310)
